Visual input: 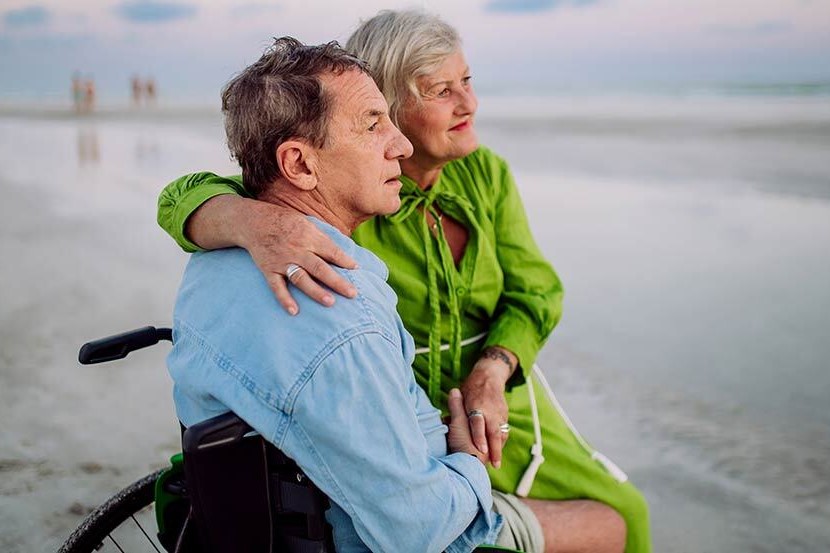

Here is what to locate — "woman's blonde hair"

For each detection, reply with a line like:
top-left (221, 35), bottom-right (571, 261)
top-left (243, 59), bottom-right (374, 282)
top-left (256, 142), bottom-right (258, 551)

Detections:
top-left (346, 9), bottom-right (461, 126)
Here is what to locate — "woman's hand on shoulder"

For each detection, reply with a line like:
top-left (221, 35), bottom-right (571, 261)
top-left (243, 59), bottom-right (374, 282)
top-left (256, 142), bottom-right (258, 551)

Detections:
top-left (235, 199), bottom-right (359, 314)
top-left (461, 347), bottom-right (516, 468)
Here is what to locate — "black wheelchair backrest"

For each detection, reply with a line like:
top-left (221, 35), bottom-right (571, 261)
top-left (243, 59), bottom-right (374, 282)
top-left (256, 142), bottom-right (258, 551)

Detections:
top-left (182, 411), bottom-right (333, 553)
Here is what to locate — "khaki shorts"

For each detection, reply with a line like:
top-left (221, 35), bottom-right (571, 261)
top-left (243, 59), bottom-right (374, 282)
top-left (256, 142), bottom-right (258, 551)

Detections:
top-left (492, 491), bottom-right (545, 553)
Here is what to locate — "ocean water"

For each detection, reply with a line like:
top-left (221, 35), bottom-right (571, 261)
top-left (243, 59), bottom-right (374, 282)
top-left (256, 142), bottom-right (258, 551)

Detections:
top-left (478, 93), bottom-right (830, 551)
top-left (1, 91), bottom-right (828, 551)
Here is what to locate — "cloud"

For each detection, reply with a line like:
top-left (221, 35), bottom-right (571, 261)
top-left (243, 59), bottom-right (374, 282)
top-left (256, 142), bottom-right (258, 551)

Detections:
top-left (3, 5), bottom-right (49, 27)
top-left (484, 0), bottom-right (602, 13)
top-left (229, 3), bottom-right (281, 19)
top-left (705, 19), bottom-right (793, 36)
top-left (114, 1), bottom-right (197, 24)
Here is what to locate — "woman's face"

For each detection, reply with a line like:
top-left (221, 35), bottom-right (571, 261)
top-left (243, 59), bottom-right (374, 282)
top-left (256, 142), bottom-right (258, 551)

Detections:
top-left (397, 50), bottom-right (479, 168)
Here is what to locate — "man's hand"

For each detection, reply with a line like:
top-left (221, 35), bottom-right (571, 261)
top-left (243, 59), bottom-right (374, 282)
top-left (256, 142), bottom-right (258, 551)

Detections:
top-left (460, 347), bottom-right (516, 468)
top-left (446, 388), bottom-right (488, 465)
top-left (187, 195), bottom-right (359, 315)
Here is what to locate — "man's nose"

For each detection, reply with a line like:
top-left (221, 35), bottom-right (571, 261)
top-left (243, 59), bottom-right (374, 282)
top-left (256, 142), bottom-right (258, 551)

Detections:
top-left (388, 126), bottom-right (414, 160)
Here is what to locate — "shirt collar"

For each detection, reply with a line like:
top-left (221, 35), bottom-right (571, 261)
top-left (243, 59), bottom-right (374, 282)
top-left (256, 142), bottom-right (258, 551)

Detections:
top-left (307, 216), bottom-right (388, 281)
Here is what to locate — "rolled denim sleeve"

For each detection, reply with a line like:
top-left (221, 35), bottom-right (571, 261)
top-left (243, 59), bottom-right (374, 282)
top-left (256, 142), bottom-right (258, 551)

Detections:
top-left (283, 332), bottom-right (501, 553)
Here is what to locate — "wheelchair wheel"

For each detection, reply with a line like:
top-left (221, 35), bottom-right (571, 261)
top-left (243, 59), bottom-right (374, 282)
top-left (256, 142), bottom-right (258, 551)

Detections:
top-left (58, 469), bottom-right (165, 553)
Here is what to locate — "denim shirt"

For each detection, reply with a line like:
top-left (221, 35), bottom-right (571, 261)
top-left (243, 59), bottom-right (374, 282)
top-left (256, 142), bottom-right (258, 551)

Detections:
top-left (167, 217), bottom-right (503, 553)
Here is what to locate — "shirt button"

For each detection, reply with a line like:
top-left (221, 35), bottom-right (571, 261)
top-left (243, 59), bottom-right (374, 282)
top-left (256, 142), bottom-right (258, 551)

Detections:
top-left (456, 286), bottom-right (467, 296)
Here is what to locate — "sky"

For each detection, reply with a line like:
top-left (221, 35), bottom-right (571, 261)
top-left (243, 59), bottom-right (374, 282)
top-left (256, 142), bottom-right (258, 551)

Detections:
top-left (1, 0), bottom-right (829, 103)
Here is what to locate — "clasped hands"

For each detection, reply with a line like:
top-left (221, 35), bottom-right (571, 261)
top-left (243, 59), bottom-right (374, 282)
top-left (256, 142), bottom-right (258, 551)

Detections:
top-left (449, 355), bottom-right (514, 468)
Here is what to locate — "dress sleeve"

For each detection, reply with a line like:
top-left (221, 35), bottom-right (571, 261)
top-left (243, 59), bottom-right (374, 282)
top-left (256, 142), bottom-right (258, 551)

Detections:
top-left (482, 155), bottom-right (564, 381)
top-left (286, 332), bottom-right (500, 553)
top-left (157, 172), bottom-right (249, 252)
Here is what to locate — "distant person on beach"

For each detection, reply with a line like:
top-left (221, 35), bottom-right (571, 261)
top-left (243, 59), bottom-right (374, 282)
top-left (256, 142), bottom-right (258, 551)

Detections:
top-left (168, 36), bottom-right (544, 552)
top-left (71, 72), bottom-right (83, 113)
top-left (158, 10), bottom-right (648, 552)
top-left (131, 75), bottom-right (143, 106)
top-left (145, 77), bottom-right (156, 106)
top-left (82, 77), bottom-right (96, 114)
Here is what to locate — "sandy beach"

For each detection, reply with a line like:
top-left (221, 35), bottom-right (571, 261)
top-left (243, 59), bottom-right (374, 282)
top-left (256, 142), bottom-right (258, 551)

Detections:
top-left (1, 94), bottom-right (829, 552)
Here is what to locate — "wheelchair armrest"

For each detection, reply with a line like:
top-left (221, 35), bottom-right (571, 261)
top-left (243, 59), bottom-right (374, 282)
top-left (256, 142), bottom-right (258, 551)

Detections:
top-left (78, 326), bottom-right (172, 364)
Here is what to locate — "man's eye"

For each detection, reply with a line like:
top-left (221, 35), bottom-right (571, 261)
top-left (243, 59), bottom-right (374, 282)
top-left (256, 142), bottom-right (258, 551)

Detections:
top-left (368, 122), bottom-right (379, 132)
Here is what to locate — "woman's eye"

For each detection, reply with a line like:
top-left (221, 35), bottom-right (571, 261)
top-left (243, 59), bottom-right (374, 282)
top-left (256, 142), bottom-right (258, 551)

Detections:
top-left (437, 88), bottom-right (450, 97)
top-left (462, 76), bottom-right (472, 86)
top-left (368, 122), bottom-right (379, 132)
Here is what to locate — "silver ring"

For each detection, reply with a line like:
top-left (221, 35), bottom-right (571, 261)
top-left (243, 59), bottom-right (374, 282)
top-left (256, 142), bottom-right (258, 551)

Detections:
top-left (467, 409), bottom-right (484, 419)
top-left (499, 423), bottom-right (510, 434)
top-left (286, 263), bottom-right (303, 282)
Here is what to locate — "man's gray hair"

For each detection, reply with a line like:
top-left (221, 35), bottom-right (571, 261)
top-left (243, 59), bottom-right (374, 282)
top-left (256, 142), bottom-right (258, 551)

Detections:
top-left (345, 10), bottom-right (461, 126)
top-left (221, 37), bottom-right (369, 196)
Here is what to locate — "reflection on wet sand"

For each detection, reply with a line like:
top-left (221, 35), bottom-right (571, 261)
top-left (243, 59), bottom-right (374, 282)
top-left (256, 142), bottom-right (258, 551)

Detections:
top-left (75, 124), bottom-right (162, 168)
top-left (134, 134), bottom-right (160, 164)
top-left (76, 126), bottom-right (99, 165)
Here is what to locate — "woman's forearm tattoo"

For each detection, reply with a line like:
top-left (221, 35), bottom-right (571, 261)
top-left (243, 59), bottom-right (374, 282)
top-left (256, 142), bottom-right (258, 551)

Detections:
top-left (482, 347), bottom-right (516, 374)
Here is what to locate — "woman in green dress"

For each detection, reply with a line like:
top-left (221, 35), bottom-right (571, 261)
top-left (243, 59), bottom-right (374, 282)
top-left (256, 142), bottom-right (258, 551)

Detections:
top-left (158, 10), bottom-right (650, 553)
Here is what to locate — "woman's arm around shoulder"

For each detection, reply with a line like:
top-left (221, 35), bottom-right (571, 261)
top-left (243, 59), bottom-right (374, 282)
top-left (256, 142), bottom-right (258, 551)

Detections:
top-left (157, 171), bottom-right (358, 314)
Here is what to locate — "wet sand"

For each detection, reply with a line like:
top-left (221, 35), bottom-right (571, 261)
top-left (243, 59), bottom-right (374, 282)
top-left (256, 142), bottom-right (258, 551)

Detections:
top-left (0, 119), bottom-right (186, 551)
top-left (2, 98), bottom-right (829, 551)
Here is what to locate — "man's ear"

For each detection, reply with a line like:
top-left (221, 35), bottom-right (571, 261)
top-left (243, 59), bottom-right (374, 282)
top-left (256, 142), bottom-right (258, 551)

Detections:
top-left (276, 140), bottom-right (317, 191)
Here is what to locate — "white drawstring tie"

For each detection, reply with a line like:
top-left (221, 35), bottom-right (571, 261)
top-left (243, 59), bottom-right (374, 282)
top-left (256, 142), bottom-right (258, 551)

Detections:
top-left (518, 364), bottom-right (628, 497)
top-left (415, 336), bottom-right (628, 498)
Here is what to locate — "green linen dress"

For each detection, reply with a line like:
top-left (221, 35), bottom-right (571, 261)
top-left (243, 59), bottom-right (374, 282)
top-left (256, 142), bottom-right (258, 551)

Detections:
top-left (158, 146), bottom-right (651, 553)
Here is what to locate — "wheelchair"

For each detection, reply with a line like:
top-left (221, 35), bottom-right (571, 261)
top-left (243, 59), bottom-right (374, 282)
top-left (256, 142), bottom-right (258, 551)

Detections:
top-left (58, 326), bottom-right (520, 553)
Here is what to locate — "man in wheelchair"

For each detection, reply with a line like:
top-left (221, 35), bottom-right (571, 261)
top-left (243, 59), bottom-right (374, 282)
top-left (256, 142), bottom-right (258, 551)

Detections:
top-left (167, 38), bottom-right (544, 552)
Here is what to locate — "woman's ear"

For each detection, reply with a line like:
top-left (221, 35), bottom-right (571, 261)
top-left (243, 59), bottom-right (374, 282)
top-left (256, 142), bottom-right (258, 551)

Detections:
top-left (276, 140), bottom-right (317, 191)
